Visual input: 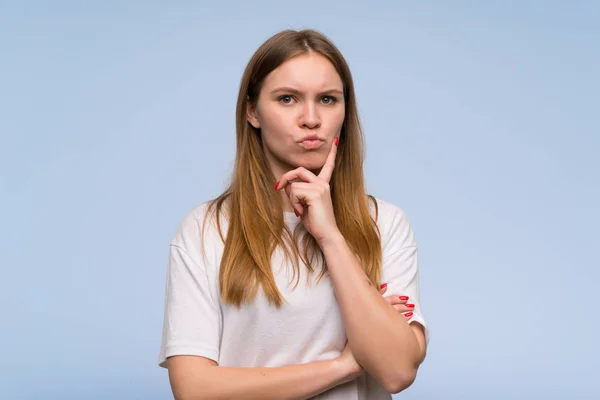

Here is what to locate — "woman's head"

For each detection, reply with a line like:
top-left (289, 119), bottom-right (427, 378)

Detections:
top-left (208, 29), bottom-right (381, 308)
top-left (236, 29), bottom-right (363, 179)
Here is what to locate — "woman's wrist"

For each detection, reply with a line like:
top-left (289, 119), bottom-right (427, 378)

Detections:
top-left (316, 229), bottom-right (345, 249)
top-left (332, 355), bottom-right (363, 385)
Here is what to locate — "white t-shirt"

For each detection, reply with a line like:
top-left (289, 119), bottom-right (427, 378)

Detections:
top-left (158, 197), bottom-right (429, 399)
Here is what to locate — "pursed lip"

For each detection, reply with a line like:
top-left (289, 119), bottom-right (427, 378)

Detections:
top-left (298, 135), bottom-right (324, 142)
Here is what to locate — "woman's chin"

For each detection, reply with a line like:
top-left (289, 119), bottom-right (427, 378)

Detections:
top-left (293, 159), bottom-right (326, 173)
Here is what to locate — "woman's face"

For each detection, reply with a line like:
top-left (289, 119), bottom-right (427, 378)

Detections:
top-left (247, 52), bottom-right (345, 179)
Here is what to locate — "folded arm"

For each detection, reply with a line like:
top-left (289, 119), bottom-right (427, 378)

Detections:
top-left (319, 232), bottom-right (427, 394)
top-left (167, 355), bottom-right (354, 400)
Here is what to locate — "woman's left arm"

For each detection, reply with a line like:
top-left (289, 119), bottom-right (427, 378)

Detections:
top-left (275, 140), bottom-right (426, 393)
top-left (318, 232), bottom-right (426, 394)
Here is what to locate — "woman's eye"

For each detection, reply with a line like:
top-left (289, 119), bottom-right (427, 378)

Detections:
top-left (279, 95), bottom-right (294, 104)
top-left (321, 96), bottom-right (337, 105)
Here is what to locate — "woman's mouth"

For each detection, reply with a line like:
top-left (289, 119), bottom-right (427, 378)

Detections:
top-left (299, 139), bottom-right (325, 149)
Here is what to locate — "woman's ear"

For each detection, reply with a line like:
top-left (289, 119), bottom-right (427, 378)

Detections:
top-left (246, 100), bottom-right (260, 129)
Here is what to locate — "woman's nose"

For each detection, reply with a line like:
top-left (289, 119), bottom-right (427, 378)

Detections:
top-left (299, 102), bottom-right (321, 129)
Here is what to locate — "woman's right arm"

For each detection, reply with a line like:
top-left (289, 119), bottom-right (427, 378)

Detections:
top-left (168, 353), bottom-right (358, 400)
top-left (162, 216), bottom-right (359, 399)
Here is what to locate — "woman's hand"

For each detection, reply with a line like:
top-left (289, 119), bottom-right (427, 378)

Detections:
top-left (379, 283), bottom-right (415, 320)
top-left (275, 137), bottom-right (340, 244)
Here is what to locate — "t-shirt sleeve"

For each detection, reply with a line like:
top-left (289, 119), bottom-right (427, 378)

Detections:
top-left (158, 243), bottom-right (222, 368)
top-left (379, 202), bottom-right (430, 347)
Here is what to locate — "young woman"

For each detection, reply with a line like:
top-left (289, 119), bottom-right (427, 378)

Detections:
top-left (158, 29), bottom-right (429, 400)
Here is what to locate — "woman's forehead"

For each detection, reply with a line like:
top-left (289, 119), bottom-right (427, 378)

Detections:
top-left (262, 53), bottom-right (343, 92)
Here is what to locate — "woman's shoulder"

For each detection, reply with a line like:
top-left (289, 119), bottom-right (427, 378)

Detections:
top-left (369, 196), bottom-right (410, 223)
top-left (170, 200), bottom-right (229, 250)
top-left (368, 196), bottom-right (416, 249)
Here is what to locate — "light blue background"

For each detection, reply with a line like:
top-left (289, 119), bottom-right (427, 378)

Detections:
top-left (1, 1), bottom-right (598, 399)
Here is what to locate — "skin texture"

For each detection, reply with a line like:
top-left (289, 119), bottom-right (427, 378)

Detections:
top-left (246, 52), bottom-right (345, 192)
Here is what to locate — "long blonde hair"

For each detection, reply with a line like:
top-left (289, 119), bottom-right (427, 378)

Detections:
top-left (204, 29), bottom-right (381, 308)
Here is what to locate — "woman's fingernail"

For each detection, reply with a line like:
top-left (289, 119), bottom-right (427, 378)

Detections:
top-left (274, 181), bottom-right (280, 190)
top-left (380, 283), bottom-right (387, 289)
top-left (406, 303), bottom-right (415, 308)
top-left (404, 312), bottom-right (413, 318)
top-left (294, 210), bottom-right (299, 217)
top-left (399, 296), bottom-right (409, 301)
top-left (334, 137), bottom-right (339, 146)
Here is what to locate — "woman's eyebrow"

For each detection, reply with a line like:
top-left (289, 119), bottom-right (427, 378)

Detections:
top-left (270, 87), bottom-right (344, 96)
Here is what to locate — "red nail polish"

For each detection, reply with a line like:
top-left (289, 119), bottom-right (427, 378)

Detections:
top-left (294, 210), bottom-right (299, 217)
top-left (380, 283), bottom-right (387, 289)
top-left (399, 296), bottom-right (409, 301)
top-left (406, 304), bottom-right (415, 308)
top-left (334, 137), bottom-right (339, 146)
top-left (404, 312), bottom-right (413, 318)
top-left (274, 181), bottom-right (280, 190)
